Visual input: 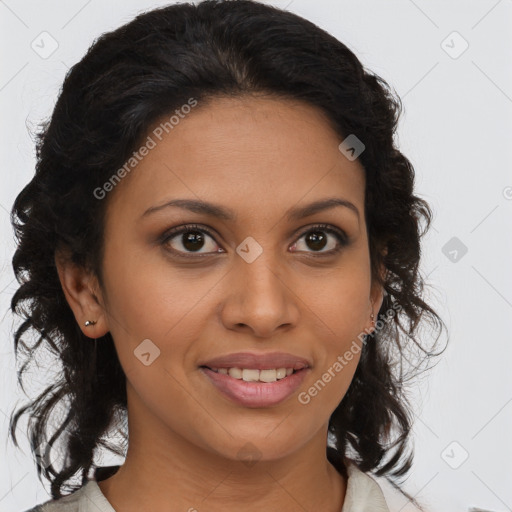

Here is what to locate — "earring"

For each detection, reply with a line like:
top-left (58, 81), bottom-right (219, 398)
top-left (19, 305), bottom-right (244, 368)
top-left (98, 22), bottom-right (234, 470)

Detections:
top-left (84, 320), bottom-right (97, 327)
top-left (370, 311), bottom-right (375, 327)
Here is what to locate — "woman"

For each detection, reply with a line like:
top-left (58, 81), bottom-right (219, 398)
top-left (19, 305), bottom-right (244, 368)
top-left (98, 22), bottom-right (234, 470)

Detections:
top-left (10, 1), bottom-right (445, 510)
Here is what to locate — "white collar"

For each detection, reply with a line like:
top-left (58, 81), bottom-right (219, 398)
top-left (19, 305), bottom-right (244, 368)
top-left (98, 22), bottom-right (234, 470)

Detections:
top-left (62, 461), bottom-right (389, 512)
top-left (341, 461), bottom-right (390, 512)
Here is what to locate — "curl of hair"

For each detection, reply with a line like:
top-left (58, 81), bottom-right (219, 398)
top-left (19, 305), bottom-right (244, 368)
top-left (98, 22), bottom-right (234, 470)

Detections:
top-left (9, 0), bottom-right (446, 506)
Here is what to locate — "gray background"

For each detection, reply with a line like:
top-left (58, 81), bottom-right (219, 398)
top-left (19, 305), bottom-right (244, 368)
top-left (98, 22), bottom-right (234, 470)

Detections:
top-left (1, 1), bottom-right (511, 511)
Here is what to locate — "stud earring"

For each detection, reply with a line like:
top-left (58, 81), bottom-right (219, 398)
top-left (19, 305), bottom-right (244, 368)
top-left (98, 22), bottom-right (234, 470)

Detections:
top-left (84, 320), bottom-right (97, 327)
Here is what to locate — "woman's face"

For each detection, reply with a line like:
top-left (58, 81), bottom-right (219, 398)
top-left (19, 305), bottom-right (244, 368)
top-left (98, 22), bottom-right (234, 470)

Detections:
top-left (95, 95), bottom-right (382, 463)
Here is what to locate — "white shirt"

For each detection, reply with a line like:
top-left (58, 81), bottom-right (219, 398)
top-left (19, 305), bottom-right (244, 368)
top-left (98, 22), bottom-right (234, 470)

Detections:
top-left (26, 461), bottom-right (390, 512)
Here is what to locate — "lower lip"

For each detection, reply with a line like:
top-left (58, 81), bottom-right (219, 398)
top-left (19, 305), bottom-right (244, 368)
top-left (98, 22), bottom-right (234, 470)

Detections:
top-left (200, 367), bottom-right (310, 408)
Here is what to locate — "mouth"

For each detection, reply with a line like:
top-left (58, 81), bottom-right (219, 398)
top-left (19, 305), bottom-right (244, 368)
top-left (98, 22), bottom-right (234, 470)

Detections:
top-left (199, 365), bottom-right (310, 408)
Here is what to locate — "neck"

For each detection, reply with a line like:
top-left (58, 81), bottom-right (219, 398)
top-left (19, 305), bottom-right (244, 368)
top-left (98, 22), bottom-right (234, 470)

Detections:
top-left (98, 387), bottom-right (346, 512)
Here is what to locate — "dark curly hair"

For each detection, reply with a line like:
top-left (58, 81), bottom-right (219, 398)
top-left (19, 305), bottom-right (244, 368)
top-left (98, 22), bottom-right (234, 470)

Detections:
top-left (9, 0), bottom-right (447, 506)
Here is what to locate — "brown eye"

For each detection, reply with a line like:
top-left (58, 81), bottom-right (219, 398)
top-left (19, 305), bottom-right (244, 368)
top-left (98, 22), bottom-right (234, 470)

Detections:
top-left (162, 224), bottom-right (222, 257)
top-left (161, 223), bottom-right (348, 259)
top-left (290, 224), bottom-right (348, 255)
top-left (304, 231), bottom-right (328, 251)
top-left (179, 230), bottom-right (207, 252)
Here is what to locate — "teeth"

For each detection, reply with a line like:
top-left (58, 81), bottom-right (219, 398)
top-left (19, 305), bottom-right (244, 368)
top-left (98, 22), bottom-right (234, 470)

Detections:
top-left (242, 369), bottom-right (260, 382)
top-left (228, 368), bottom-right (243, 379)
top-left (211, 367), bottom-right (296, 382)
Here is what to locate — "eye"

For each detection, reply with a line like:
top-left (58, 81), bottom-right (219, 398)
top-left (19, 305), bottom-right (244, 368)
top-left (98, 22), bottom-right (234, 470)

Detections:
top-left (160, 223), bottom-right (349, 259)
top-left (161, 224), bottom-right (222, 258)
top-left (290, 224), bottom-right (349, 256)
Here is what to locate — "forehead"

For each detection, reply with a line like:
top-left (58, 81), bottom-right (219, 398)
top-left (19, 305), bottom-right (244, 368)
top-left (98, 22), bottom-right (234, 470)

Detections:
top-left (105, 95), bottom-right (366, 225)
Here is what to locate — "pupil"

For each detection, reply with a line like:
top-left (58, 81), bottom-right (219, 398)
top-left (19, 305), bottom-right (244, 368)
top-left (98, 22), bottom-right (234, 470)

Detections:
top-left (307, 231), bottom-right (327, 251)
top-left (183, 231), bottom-right (204, 252)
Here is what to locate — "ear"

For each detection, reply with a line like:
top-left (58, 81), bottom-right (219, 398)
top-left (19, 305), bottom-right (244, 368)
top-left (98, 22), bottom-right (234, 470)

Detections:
top-left (366, 257), bottom-right (388, 334)
top-left (54, 250), bottom-right (109, 339)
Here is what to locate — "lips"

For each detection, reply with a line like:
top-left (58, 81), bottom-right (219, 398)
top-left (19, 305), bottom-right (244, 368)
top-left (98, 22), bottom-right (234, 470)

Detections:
top-left (198, 351), bottom-right (312, 407)
top-left (198, 351), bottom-right (311, 371)
top-left (200, 366), bottom-right (310, 407)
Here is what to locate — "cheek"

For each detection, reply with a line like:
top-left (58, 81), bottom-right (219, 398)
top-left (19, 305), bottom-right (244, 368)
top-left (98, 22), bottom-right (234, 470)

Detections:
top-left (101, 243), bottom-right (205, 336)
top-left (306, 264), bottom-right (371, 337)
top-left (298, 267), bottom-right (370, 406)
top-left (296, 341), bottom-right (362, 424)
top-left (100, 246), bottom-right (223, 381)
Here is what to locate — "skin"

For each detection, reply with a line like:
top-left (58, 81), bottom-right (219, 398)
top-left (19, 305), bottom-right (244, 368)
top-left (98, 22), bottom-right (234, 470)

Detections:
top-left (56, 95), bottom-right (384, 512)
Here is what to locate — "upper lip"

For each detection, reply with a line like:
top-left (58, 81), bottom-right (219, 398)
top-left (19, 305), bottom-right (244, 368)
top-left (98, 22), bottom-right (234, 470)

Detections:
top-left (199, 351), bottom-right (311, 370)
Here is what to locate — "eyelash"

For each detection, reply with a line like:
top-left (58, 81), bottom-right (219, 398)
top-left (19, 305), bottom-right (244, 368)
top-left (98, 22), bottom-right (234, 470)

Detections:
top-left (160, 223), bottom-right (349, 259)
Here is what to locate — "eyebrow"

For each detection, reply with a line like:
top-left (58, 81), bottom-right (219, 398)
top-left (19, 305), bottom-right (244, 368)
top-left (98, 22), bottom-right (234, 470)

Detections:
top-left (142, 197), bottom-right (360, 223)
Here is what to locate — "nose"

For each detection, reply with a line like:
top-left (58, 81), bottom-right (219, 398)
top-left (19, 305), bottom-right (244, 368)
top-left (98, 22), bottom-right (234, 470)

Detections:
top-left (219, 250), bottom-right (300, 338)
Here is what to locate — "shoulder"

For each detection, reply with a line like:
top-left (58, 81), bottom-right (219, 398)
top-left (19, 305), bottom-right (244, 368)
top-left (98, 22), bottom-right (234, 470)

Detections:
top-left (21, 484), bottom-right (86, 512)
top-left (22, 465), bottom-right (120, 512)
top-left (342, 461), bottom-right (390, 512)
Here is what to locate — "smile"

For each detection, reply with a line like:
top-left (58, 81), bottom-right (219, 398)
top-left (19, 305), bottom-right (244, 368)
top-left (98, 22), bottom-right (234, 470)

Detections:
top-left (200, 366), bottom-right (310, 408)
